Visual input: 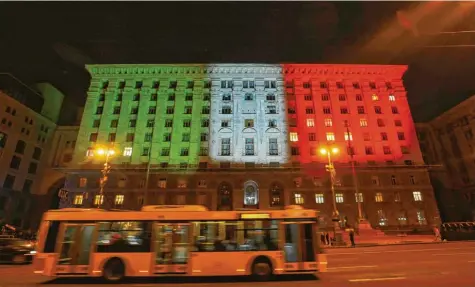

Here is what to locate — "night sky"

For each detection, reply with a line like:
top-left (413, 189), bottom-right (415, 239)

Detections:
top-left (1, 2), bottom-right (475, 123)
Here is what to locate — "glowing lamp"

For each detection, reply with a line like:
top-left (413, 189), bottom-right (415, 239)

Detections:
top-left (96, 149), bottom-right (105, 155)
top-left (319, 148), bottom-right (328, 155)
top-left (331, 147), bottom-right (339, 154)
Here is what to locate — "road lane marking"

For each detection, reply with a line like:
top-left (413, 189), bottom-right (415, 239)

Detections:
top-left (349, 277), bottom-right (406, 282)
top-left (433, 252), bottom-right (475, 256)
top-left (327, 265), bottom-right (378, 271)
top-left (468, 260), bottom-right (475, 262)
top-left (329, 247), bottom-right (475, 255)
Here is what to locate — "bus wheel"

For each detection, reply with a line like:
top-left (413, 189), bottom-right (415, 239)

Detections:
top-left (102, 258), bottom-right (125, 282)
top-left (252, 259), bottom-right (273, 281)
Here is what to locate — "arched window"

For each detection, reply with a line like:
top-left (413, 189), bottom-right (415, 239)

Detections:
top-left (218, 182), bottom-right (232, 211)
top-left (269, 183), bottom-right (283, 207)
top-left (243, 181), bottom-right (258, 206)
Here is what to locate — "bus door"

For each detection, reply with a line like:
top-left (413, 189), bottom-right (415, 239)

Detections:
top-left (281, 222), bottom-right (318, 272)
top-left (153, 223), bottom-right (190, 274)
top-left (56, 223), bottom-right (96, 275)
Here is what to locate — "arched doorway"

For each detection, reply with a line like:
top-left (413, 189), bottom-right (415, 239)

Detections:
top-left (269, 182), bottom-right (283, 207)
top-left (243, 180), bottom-right (259, 208)
top-left (217, 182), bottom-right (233, 211)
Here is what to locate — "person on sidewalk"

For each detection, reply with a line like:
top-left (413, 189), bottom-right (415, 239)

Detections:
top-left (349, 229), bottom-right (355, 247)
top-left (433, 226), bottom-right (441, 242)
top-left (325, 232), bottom-right (330, 246)
top-left (321, 233), bottom-right (326, 245)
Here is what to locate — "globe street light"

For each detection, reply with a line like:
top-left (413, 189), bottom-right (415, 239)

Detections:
top-left (94, 147), bottom-right (116, 209)
top-left (320, 146), bottom-right (345, 246)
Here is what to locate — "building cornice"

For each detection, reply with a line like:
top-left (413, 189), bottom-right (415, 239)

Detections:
top-left (86, 63), bottom-right (408, 79)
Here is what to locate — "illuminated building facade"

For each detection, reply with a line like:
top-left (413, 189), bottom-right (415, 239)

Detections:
top-left (416, 95), bottom-right (475, 221)
top-left (63, 64), bottom-right (440, 228)
top-left (0, 74), bottom-right (64, 228)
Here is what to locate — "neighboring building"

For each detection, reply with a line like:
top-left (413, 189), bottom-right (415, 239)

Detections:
top-left (62, 64), bottom-right (440, 229)
top-left (416, 95), bottom-right (475, 221)
top-left (0, 74), bottom-right (64, 229)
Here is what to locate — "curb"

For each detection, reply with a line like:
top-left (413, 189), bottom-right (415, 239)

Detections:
top-left (323, 240), bottom-right (475, 249)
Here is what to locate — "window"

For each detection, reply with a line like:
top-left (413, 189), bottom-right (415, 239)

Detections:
top-left (161, 148), bottom-right (170, 156)
top-left (344, 132), bottom-right (353, 141)
top-left (360, 119), bottom-right (368, 127)
top-left (410, 175), bottom-right (416, 185)
top-left (129, 120), bottom-right (136, 127)
top-left (381, 132), bottom-right (388, 141)
top-left (371, 176), bottom-right (379, 185)
top-left (201, 119), bottom-right (209, 127)
top-left (245, 119), bottom-right (254, 128)
top-left (144, 133), bottom-right (153, 142)
top-left (198, 180), bottom-right (207, 187)
top-left (222, 106), bottom-right (232, 114)
top-left (308, 133), bottom-right (316, 141)
top-left (268, 119), bottom-right (276, 128)
top-left (150, 93), bottom-right (157, 101)
top-left (113, 106), bottom-right (121, 114)
top-left (365, 146), bottom-right (374, 155)
top-left (338, 94), bottom-right (346, 101)
top-left (130, 107), bottom-right (139, 115)
top-left (180, 148), bottom-right (189, 156)
top-left (96, 221), bottom-right (151, 253)
top-left (355, 94), bottom-right (363, 101)
top-left (267, 106), bottom-right (277, 114)
top-left (22, 180), bottom-right (33, 193)
top-left (305, 107), bottom-right (314, 114)
top-left (166, 106), bottom-right (174, 114)
top-left (340, 107), bottom-right (349, 114)
top-left (110, 120), bottom-right (118, 128)
top-left (377, 119), bottom-right (385, 127)
top-left (398, 210), bottom-right (407, 225)
top-left (375, 192), bottom-right (383, 202)
top-left (115, 195), bottom-right (124, 206)
top-left (377, 210), bottom-right (388, 226)
top-left (168, 93), bottom-right (175, 101)
top-left (181, 133), bottom-right (190, 142)
top-left (202, 106), bottom-right (210, 114)
top-left (315, 194), bottom-right (324, 204)
top-left (323, 107), bottom-right (331, 114)
top-left (383, 146), bottom-right (391, 154)
top-left (356, 106), bottom-right (365, 114)
top-left (324, 118), bottom-right (332, 127)
top-left (243, 182), bottom-right (258, 205)
top-left (320, 82), bottom-right (327, 89)
top-left (391, 106), bottom-right (399, 114)
top-left (353, 83), bottom-right (360, 89)
top-left (389, 94), bottom-right (395, 101)
top-left (395, 120), bottom-right (402, 127)
top-left (290, 132), bottom-right (298, 142)
top-left (184, 106), bottom-right (192, 114)
top-left (73, 195), bottom-right (83, 205)
top-left (200, 133), bottom-right (208, 142)
top-left (158, 179), bottom-right (167, 188)
top-left (148, 106), bottom-right (156, 114)
top-left (304, 95), bottom-right (312, 101)
top-left (294, 193), bottom-right (304, 204)
top-left (355, 193), bottom-right (363, 203)
top-left (243, 80), bottom-right (255, 89)
top-left (221, 80), bottom-right (233, 89)
top-left (417, 210), bottom-right (427, 225)
top-left (374, 106), bottom-right (382, 114)
top-left (86, 148), bottom-right (94, 157)
top-left (185, 94), bottom-right (193, 101)
top-left (142, 147), bottom-right (150, 156)
top-left (266, 94), bottom-right (276, 101)
top-left (221, 138), bottom-right (231, 156)
top-left (245, 138), bottom-right (254, 156)
top-left (264, 80), bottom-right (276, 89)
top-left (15, 140), bottom-right (26, 154)
top-left (123, 147), bottom-right (133, 156)
top-left (32, 147), bottom-right (42, 160)
top-left (199, 147), bottom-right (208, 156)
top-left (391, 175), bottom-right (397, 185)
top-left (244, 93), bottom-right (253, 101)
top-left (397, 132), bottom-right (405, 140)
top-left (335, 193), bottom-right (344, 203)
top-left (183, 119), bottom-right (191, 127)
top-left (326, 132), bottom-right (335, 141)
top-left (126, 133), bottom-right (135, 142)
top-left (303, 82), bottom-right (311, 89)
top-left (321, 94), bottom-right (329, 101)
top-left (413, 191), bottom-right (423, 201)
top-left (93, 119), bottom-right (100, 128)
top-left (96, 107), bottom-right (103, 114)
top-left (304, 118), bottom-right (314, 127)
top-left (401, 146), bottom-right (410, 154)
top-left (9, 156), bottom-right (21, 169)
top-left (269, 138), bottom-right (278, 155)
top-left (371, 93), bottom-right (378, 100)
top-left (79, 177), bottom-right (87, 188)
top-left (108, 133), bottom-right (116, 142)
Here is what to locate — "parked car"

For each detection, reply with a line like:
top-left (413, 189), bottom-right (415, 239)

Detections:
top-left (0, 238), bottom-right (36, 264)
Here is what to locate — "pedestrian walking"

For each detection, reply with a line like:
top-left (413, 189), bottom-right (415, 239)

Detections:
top-left (321, 233), bottom-right (326, 245)
top-left (349, 229), bottom-right (355, 247)
top-left (325, 232), bottom-right (330, 246)
top-left (433, 226), bottom-right (441, 242)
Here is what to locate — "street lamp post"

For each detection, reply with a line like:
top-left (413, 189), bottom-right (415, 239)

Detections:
top-left (95, 147), bottom-right (115, 209)
top-left (320, 147), bottom-right (345, 246)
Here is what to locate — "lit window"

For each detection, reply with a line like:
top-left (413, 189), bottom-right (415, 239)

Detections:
top-left (394, 192), bottom-right (401, 202)
top-left (336, 193), bottom-right (344, 203)
top-left (307, 119), bottom-right (315, 127)
top-left (115, 195), bottom-right (124, 205)
top-left (73, 195), bottom-right (83, 205)
top-left (417, 210), bottom-right (427, 225)
top-left (360, 119), bottom-right (368, 127)
top-left (355, 193), bottom-right (363, 202)
top-left (294, 193), bottom-right (304, 204)
top-left (290, 132), bottom-right (298, 142)
top-left (389, 94), bottom-right (396, 101)
top-left (344, 132), bottom-right (353, 141)
top-left (123, 147), bottom-right (133, 156)
top-left (315, 194), bottom-right (324, 204)
top-left (94, 195), bottom-right (104, 206)
top-left (86, 148), bottom-right (94, 157)
top-left (413, 191), bottom-right (423, 201)
top-left (158, 178), bottom-right (167, 188)
top-left (377, 209), bottom-right (388, 226)
top-left (79, 178), bottom-right (87, 188)
top-left (372, 94), bottom-right (379, 101)
top-left (326, 132), bottom-right (335, 141)
top-left (375, 192), bottom-right (383, 202)
top-left (324, 118), bottom-right (332, 127)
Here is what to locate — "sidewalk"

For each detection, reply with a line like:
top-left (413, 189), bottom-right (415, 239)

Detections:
top-left (323, 240), bottom-right (446, 248)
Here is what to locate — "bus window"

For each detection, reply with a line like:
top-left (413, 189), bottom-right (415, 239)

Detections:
top-left (96, 221), bottom-right (152, 253)
top-left (192, 220), bottom-right (279, 252)
top-left (43, 221), bottom-right (60, 253)
top-left (303, 223), bottom-right (315, 262)
top-left (284, 224), bottom-right (299, 262)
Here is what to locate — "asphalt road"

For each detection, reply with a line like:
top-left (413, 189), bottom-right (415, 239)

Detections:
top-left (1, 242), bottom-right (474, 286)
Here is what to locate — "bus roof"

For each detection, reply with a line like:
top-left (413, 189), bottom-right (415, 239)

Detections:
top-left (41, 205), bottom-right (318, 222)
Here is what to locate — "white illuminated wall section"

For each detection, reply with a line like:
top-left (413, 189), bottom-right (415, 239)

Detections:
top-left (208, 64), bottom-right (289, 164)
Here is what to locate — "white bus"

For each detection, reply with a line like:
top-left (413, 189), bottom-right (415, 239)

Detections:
top-left (33, 205), bottom-right (327, 282)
